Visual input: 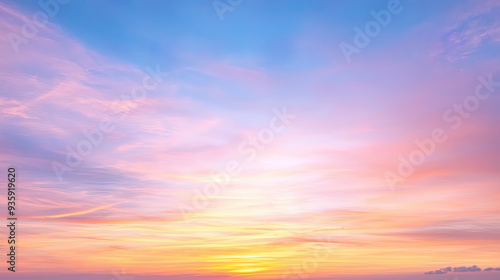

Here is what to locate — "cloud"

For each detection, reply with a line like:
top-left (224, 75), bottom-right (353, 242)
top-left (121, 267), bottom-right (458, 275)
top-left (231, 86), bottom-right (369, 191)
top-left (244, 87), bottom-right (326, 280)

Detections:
top-left (453, 265), bottom-right (482, 272)
top-left (425, 265), bottom-right (490, 274)
top-left (40, 203), bottom-right (119, 219)
top-left (424, 267), bottom-right (451, 274)
top-left (437, 4), bottom-right (500, 62)
top-left (424, 269), bottom-right (447, 275)
top-left (484, 267), bottom-right (500, 272)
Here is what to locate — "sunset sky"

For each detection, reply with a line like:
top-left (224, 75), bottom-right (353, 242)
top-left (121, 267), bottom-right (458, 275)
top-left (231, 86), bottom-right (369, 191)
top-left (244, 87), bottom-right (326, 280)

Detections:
top-left (1, 0), bottom-right (500, 279)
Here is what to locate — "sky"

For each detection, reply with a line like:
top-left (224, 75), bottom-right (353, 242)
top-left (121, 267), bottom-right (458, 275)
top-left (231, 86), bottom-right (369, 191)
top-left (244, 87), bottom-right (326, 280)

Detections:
top-left (0, 0), bottom-right (500, 279)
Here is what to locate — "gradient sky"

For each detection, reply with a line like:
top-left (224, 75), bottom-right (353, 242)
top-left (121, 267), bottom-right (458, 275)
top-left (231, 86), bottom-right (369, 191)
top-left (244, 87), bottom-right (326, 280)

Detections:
top-left (1, 0), bottom-right (500, 279)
